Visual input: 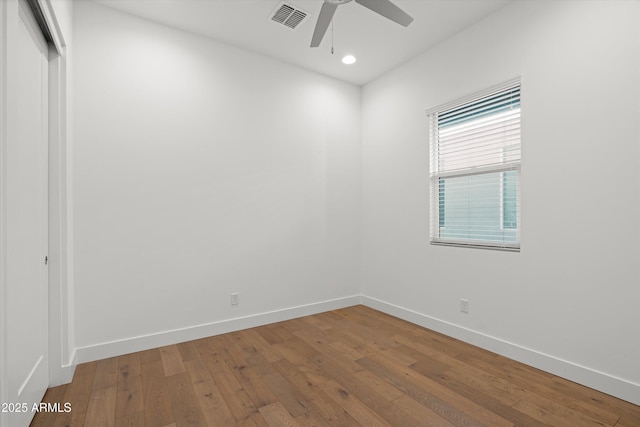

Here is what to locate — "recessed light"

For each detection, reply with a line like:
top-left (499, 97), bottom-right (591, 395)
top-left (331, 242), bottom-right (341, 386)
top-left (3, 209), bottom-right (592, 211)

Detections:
top-left (342, 55), bottom-right (356, 65)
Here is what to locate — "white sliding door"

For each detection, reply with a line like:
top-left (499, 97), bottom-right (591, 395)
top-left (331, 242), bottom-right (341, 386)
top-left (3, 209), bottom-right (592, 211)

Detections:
top-left (1, 0), bottom-right (50, 425)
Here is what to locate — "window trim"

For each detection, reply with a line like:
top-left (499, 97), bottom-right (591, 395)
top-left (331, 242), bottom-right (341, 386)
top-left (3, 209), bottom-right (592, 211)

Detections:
top-left (427, 78), bottom-right (521, 252)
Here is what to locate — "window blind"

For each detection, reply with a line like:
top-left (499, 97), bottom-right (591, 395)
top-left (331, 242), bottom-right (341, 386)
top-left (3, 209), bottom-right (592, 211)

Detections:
top-left (428, 80), bottom-right (521, 250)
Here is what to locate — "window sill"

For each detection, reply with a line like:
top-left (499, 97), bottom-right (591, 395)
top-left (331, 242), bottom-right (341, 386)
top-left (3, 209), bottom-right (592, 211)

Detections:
top-left (430, 241), bottom-right (520, 252)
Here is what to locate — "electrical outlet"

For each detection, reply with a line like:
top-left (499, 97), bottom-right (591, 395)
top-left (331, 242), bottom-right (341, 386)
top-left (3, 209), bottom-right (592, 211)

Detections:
top-left (231, 293), bottom-right (239, 306)
top-left (460, 298), bottom-right (469, 314)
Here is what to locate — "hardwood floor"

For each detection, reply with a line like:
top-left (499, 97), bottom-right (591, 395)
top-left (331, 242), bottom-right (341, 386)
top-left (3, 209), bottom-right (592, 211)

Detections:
top-left (31, 305), bottom-right (640, 426)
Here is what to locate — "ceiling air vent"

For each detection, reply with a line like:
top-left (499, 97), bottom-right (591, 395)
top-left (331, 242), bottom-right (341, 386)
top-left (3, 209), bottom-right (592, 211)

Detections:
top-left (270, 2), bottom-right (308, 30)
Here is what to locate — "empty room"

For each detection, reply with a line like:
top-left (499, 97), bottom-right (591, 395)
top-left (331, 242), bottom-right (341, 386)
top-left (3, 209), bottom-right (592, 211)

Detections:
top-left (1, 0), bottom-right (639, 426)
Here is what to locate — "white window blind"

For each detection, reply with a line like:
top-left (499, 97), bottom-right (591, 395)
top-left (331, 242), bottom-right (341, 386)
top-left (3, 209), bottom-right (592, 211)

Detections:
top-left (428, 79), bottom-right (521, 250)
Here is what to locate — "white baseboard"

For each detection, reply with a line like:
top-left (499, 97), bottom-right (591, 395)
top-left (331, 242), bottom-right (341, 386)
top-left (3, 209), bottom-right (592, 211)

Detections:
top-left (361, 295), bottom-right (640, 406)
top-left (69, 293), bottom-right (640, 406)
top-left (76, 295), bottom-right (362, 364)
top-left (49, 349), bottom-right (77, 388)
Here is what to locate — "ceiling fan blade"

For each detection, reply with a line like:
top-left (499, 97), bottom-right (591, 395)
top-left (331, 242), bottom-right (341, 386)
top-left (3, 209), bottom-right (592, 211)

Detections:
top-left (310, 2), bottom-right (338, 47)
top-left (354, 0), bottom-right (413, 27)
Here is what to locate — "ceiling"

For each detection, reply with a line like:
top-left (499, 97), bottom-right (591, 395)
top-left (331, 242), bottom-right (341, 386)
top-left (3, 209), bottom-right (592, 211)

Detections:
top-left (93, 0), bottom-right (511, 86)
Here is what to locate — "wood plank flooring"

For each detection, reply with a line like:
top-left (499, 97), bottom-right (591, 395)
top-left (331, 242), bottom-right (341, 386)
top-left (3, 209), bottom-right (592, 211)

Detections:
top-left (31, 305), bottom-right (640, 426)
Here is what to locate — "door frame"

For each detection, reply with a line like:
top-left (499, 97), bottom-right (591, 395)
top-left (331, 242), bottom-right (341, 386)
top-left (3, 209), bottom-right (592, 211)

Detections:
top-left (40, 0), bottom-right (76, 388)
top-left (0, 1), bottom-right (73, 424)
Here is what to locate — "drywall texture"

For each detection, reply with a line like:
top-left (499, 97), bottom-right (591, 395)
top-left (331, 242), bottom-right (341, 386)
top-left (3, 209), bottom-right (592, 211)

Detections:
top-left (362, 0), bottom-right (640, 400)
top-left (73, 2), bottom-right (361, 350)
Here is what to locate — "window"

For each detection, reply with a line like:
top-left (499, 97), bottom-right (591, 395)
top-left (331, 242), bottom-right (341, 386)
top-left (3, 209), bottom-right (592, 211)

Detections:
top-left (428, 80), bottom-right (521, 250)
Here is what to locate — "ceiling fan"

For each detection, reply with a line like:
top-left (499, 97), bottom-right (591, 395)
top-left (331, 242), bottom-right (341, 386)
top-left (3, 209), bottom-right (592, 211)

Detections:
top-left (310, 0), bottom-right (414, 48)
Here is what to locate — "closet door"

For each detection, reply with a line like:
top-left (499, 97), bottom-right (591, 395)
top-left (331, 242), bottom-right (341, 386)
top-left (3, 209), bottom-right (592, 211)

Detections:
top-left (2, 0), bottom-right (50, 425)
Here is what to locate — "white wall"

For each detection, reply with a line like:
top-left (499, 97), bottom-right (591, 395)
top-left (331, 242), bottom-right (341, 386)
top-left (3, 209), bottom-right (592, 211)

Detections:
top-left (361, 0), bottom-right (640, 404)
top-left (72, 0), bottom-right (640, 405)
top-left (73, 2), bottom-right (361, 359)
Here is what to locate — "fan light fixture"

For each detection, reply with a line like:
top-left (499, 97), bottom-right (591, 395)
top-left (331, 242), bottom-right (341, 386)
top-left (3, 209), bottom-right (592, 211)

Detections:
top-left (310, 0), bottom-right (413, 48)
top-left (342, 55), bottom-right (356, 65)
